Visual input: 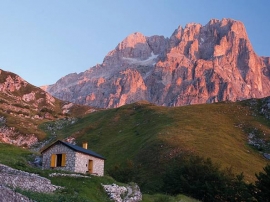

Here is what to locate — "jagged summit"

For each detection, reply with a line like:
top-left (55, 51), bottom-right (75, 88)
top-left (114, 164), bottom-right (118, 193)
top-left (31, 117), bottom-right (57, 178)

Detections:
top-left (117, 32), bottom-right (147, 50)
top-left (103, 31), bottom-right (165, 67)
top-left (45, 18), bottom-right (270, 108)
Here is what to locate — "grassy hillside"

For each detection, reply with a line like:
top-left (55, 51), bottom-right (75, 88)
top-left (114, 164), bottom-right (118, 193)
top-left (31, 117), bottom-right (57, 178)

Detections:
top-left (0, 143), bottom-right (115, 201)
top-left (52, 99), bottom-right (270, 192)
top-left (0, 143), bottom-right (198, 202)
top-left (4, 97), bottom-right (270, 200)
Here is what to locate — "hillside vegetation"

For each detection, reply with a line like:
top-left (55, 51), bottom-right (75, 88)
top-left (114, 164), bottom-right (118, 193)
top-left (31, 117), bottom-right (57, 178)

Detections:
top-left (53, 99), bottom-right (270, 192)
top-left (0, 143), bottom-right (199, 202)
top-left (0, 143), bottom-right (115, 201)
top-left (2, 96), bottom-right (270, 200)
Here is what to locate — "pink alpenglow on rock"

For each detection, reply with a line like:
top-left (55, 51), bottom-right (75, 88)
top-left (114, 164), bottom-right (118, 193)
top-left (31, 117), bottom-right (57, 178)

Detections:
top-left (45, 18), bottom-right (270, 108)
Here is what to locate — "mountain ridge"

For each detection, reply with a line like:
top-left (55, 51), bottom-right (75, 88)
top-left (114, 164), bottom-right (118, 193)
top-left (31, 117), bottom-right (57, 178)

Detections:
top-left (0, 69), bottom-right (93, 147)
top-left (44, 18), bottom-right (270, 108)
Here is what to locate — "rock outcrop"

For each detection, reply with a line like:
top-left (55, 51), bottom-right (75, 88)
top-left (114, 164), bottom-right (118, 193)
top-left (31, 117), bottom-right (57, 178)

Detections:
top-left (45, 18), bottom-right (270, 108)
top-left (0, 126), bottom-right (38, 147)
top-left (0, 185), bottom-right (33, 202)
top-left (0, 70), bottom-right (93, 147)
top-left (103, 183), bottom-right (142, 202)
top-left (0, 163), bottom-right (62, 201)
top-left (0, 164), bottom-right (61, 193)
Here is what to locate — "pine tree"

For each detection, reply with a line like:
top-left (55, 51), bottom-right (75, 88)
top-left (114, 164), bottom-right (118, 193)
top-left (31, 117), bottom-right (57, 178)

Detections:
top-left (255, 164), bottom-right (270, 202)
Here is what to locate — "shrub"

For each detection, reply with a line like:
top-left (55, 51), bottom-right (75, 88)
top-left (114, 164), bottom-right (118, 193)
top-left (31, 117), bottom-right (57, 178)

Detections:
top-left (108, 160), bottom-right (141, 183)
top-left (40, 107), bottom-right (53, 114)
top-left (254, 164), bottom-right (270, 202)
top-left (153, 195), bottom-right (174, 202)
top-left (162, 156), bottom-right (254, 201)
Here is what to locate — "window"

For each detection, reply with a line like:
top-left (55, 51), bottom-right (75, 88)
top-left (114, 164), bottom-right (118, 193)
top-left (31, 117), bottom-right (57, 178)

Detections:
top-left (50, 153), bottom-right (66, 167)
top-left (56, 154), bottom-right (62, 166)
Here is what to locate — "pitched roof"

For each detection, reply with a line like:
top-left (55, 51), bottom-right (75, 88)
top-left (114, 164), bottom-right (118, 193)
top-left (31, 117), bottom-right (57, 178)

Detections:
top-left (41, 140), bottom-right (106, 160)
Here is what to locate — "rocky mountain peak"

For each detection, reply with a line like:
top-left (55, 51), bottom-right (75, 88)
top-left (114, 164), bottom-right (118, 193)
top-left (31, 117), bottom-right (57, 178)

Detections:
top-left (103, 32), bottom-right (159, 67)
top-left (117, 32), bottom-right (147, 50)
top-left (45, 18), bottom-right (270, 108)
top-left (206, 18), bottom-right (248, 38)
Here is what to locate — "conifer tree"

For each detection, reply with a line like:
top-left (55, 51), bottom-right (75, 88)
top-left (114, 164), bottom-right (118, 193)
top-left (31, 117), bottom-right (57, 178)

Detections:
top-left (255, 164), bottom-right (270, 202)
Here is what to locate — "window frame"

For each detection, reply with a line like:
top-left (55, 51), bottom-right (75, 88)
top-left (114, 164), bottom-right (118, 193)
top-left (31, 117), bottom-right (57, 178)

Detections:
top-left (50, 153), bottom-right (66, 168)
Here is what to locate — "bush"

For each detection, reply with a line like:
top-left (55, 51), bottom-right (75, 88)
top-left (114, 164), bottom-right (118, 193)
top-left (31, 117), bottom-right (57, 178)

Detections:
top-left (153, 195), bottom-right (174, 202)
top-left (108, 160), bottom-right (141, 183)
top-left (254, 164), bottom-right (270, 202)
top-left (162, 156), bottom-right (254, 201)
top-left (40, 107), bottom-right (53, 113)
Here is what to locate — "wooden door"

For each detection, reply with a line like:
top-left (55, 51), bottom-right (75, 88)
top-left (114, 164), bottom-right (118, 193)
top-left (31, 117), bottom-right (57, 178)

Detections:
top-left (88, 160), bottom-right (93, 173)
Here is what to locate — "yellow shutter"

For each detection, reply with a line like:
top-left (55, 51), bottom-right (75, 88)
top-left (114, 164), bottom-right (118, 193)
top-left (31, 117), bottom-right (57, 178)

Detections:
top-left (61, 153), bottom-right (66, 166)
top-left (50, 154), bottom-right (56, 167)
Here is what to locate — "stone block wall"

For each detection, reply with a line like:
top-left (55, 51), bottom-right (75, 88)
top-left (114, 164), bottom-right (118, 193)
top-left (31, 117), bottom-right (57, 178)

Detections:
top-left (42, 142), bottom-right (76, 172)
top-left (75, 152), bottom-right (104, 176)
top-left (42, 142), bottom-right (105, 176)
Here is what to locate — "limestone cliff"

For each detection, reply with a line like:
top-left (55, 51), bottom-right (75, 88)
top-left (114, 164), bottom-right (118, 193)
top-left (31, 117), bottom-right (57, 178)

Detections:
top-left (0, 69), bottom-right (92, 147)
top-left (45, 18), bottom-right (270, 108)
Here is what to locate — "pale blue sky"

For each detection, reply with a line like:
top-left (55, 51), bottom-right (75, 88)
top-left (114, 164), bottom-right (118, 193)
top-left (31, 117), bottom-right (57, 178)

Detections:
top-left (0, 0), bottom-right (269, 86)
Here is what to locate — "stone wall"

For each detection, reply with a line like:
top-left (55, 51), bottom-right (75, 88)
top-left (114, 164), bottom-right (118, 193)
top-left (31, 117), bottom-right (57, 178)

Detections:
top-left (42, 142), bottom-right (104, 176)
top-left (75, 152), bottom-right (104, 176)
top-left (42, 142), bottom-right (76, 172)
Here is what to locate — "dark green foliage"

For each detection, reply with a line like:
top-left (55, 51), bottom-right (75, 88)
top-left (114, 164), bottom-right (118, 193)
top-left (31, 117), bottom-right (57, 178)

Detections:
top-left (40, 107), bottom-right (53, 114)
top-left (16, 188), bottom-right (90, 202)
top-left (153, 195), bottom-right (174, 202)
top-left (0, 99), bottom-right (8, 104)
top-left (162, 156), bottom-right (254, 202)
top-left (108, 160), bottom-right (141, 183)
top-left (255, 164), bottom-right (270, 202)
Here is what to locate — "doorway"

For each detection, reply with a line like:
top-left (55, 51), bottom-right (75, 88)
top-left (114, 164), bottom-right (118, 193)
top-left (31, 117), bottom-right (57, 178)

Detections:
top-left (88, 160), bottom-right (93, 173)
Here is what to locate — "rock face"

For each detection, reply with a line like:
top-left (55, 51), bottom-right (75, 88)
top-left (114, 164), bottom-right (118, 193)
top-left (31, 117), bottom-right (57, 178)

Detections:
top-left (0, 185), bottom-right (33, 202)
top-left (0, 69), bottom-right (92, 147)
top-left (0, 163), bottom-right (61, 193)
top-left (0, 125), bottom-right (38, 147)
top-left (0, 69), bottom-right (59, 114)
top-left (45, 18), bottom-right (270, 108)
top-left (103, 183), bottom-right (142, 202)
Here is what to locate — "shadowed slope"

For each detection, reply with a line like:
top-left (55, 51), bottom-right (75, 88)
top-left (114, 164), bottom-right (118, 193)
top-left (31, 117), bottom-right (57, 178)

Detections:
top-left (53, 99), bottom-right (270, 191)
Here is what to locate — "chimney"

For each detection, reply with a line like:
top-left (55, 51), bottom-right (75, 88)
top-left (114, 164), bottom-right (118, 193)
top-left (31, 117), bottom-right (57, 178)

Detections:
top-left (82, 142), bottom-right (88, 149)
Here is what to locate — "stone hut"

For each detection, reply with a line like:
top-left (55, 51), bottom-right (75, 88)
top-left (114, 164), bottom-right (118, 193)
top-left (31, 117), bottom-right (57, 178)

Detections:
top-left (41, 140), bottom-right (105, 176)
